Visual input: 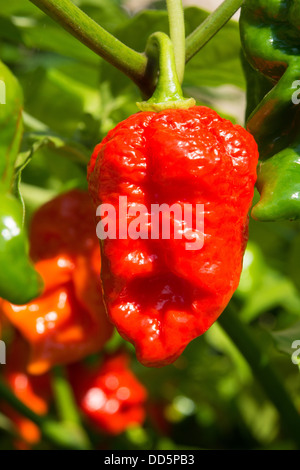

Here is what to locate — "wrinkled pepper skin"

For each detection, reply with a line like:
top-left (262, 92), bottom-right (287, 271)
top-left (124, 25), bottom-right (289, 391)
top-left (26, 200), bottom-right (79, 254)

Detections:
top-left (68, 353), bottom-right (147, 435)
top-left (0, 61), bottom-right (42, 303)
top-left (1, 190), bottom-right (113, 374)
top-left (1, 335), bottom-right (51, 448)
top-left (240, 0), bottom-right (300, 221)
top-left (88, 107), bottom-right (259, 367)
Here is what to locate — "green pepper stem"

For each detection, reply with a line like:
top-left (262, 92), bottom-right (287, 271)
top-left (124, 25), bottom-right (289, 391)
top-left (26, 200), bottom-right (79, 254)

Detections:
top-left (52, 366), bottom-right (81, 425)
top-left (185, 0), bottom-right (244, 63)
top-left (137, 32), bottom-right (195, 112)
top-left (166, 0), bottom-right (185, 84)
top-left (218, 305), bottom-right (300, 449)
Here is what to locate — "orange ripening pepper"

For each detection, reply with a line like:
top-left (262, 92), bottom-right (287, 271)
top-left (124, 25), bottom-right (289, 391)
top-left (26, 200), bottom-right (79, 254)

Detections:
top-left (68, 353), bottom-right (147, 435)
top-left (88, 107), bottom-right (259, 367)
top-left (1, 190), bottom-right (113, 374)
top-left (1, 334), bottom-right (51, 448)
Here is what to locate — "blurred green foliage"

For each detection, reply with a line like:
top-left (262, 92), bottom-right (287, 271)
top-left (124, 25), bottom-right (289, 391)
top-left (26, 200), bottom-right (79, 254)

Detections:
top-left (0, 0), bottom-right (299, 450)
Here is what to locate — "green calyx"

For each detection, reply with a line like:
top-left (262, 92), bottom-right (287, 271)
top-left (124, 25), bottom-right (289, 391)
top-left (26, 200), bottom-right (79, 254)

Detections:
top-left (137, 32), bottom-right (195, 113)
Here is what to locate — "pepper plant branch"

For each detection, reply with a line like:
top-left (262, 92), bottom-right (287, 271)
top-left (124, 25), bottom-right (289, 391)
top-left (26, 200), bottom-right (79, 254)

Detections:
top-left (0, 412), bottom-right (17, 436)
top-left (0, 379), bottom-right (43, 425)
top-left (28, 0), bottom-right (152, 94)
top-left (185, 0), bottom-right (244, 63)
top-left (166, 0), bottom-right (186, 84)
top-left (28, 0), bottom-right (244, 98)
top-left (52, 366), bottom-right (81, 425)
top-left (218, 305), bottom-right (300, 449)
top-left (0, 379), bottom-right (90, 449)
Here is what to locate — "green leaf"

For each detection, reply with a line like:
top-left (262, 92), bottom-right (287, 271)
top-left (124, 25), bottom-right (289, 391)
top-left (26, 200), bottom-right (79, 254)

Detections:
top-left (22, 19), bottom-right (99, 65)
top-left (271, 323), bottom-right (300, 366)
top-left (289, 233), bottom-right (300, 292)
top-left (2, 0), bottom-right (129, 66)
top-left (20, 67), bottom-right (101, 144)
top-left (237, 242), bottom-right (267, 297)
top-left (184, 8), bottom-right (245, 89)
top-left (236, 242), bottom-right (300, 323)
top-left (73, 0), bottom-right (128, 31)
top-left (0, 0), bottom-right (40, 16)
top-left (20, 132), bottom-right (89, 168)
top-left (239, 275), bottom-right (300, 323)
top-left (20, 135), bottom-right (87, 188)
top-left (0, 17), bottom-right (23, 44)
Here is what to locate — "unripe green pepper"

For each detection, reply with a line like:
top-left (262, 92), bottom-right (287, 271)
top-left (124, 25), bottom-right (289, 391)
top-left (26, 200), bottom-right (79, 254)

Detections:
top-left (0, 61), bottom-right (23, 187)
top-left (0, 61), bottom-right (42, 304)
top-left (253, 143), bottom-right (300, 221)
top-left (240, 0), bottom-right (300, 221)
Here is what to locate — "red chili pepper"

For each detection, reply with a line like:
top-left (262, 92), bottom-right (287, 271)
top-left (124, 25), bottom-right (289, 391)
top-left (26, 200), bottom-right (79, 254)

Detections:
top-left (68, 353), bottom-right (147, 435)
top-left (1, 190), bottom-right (113, 374)
top-left (88, 107), bottom-right (259, 367)
top-left (1, 334), bottom-right (51, 448)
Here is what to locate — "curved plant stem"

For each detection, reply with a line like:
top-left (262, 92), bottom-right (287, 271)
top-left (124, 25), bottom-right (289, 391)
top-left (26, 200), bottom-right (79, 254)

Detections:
top-left (29, 0), bottom-right (150, 94)
top-left (166, 0), bottom-right (185, 84)
top-left (218, 305), bottom-right (300, 449)
top-left (0, 378), bottom-right (91, 449)
top-left (185, 0), bottom-right (244, 63)
top-left (137, 32), bottom-right (195, 112)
